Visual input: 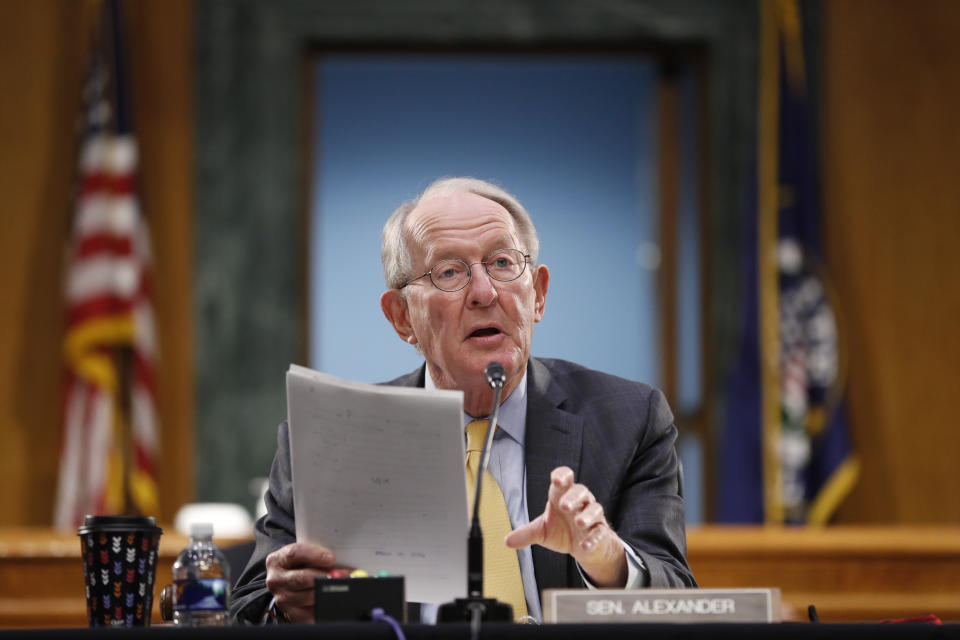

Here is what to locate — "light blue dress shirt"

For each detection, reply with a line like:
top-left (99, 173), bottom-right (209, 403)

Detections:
top-left (421, 365), bottom-right (645, 624)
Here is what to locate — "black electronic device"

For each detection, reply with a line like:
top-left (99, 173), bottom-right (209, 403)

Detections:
top-left (313, 576), bottom-right (405, 622)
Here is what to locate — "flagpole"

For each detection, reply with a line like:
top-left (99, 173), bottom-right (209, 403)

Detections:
top-left (758, 0), bottom-right (784, 525)
top-left (120, 347), bottom-right (134, 514)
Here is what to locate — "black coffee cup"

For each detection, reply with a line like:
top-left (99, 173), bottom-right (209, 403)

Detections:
top-left (77, 515), bottom-right (163, 627)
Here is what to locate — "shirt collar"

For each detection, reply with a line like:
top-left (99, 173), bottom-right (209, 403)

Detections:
top-left (423, 363), bottom-right (528, 447)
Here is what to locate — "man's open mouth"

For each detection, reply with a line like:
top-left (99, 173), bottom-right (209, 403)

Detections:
top-left (469, 327), bottom-right (501, 338)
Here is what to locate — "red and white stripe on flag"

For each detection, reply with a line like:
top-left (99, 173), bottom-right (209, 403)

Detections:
top-left (54, 69), bottom-right (161, 529)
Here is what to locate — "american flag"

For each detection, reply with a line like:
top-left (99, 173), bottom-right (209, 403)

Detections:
top-left (54, 0), bottom-right (160, 529)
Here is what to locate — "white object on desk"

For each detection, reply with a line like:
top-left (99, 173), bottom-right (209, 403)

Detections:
top-left (174, 502), bottom-right (254, 539)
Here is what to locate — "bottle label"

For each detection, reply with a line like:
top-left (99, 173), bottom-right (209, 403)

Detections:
top-left (174, 578), bottom-right (229, 611)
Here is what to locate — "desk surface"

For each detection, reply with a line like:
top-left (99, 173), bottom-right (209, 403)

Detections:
top-left (685, 526), bottom-right (960, 622)
top-left (0, 527), bottom-right (249, 629)
top-left (3, 623), bottom-right (960, 640)
top-left (3, 526), bottom-right (960, 627)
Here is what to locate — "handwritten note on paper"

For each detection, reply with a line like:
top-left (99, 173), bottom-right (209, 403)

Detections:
top-left (285, 364), bottom-right (468, 604)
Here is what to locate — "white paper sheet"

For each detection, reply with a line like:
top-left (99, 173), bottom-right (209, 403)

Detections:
top-left (285, 364), bottom-right (468, 604)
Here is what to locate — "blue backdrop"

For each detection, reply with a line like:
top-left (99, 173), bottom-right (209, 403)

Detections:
top-left (310, 56), bottom-right (660, 386)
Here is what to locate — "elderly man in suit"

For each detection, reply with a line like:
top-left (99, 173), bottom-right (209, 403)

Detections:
top-left (231, 177), bottom-right (695, 624)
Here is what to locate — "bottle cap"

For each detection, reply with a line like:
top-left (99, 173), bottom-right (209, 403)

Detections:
top-left (190, 522), bottom-right (214, 538)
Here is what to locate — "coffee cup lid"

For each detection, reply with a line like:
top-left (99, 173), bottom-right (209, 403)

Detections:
top-left (77, 515), bottom-right (163, 536)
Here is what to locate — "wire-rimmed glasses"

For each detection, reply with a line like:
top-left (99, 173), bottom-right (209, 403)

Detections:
top-left (404, 248), bottom-right (531, 292)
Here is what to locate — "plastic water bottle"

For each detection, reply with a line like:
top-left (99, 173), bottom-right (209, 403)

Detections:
top-left (172, 522), bottom-right (231, 626)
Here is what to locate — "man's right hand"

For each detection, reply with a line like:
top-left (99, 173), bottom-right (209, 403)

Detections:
top-left (264, 542), bottom-right (351, 623)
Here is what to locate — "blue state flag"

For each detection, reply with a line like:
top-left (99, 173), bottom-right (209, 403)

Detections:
top-left (718, 0), bottom-right (858, 525)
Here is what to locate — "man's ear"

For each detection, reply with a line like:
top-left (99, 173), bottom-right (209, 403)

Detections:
top-left (381, 289), bottom-right (418, 345)
top-left (532, 264), bottom-right (549, 322)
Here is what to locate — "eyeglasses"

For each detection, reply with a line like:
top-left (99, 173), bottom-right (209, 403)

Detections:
top-left (404, 248), bottom-right (531, 292)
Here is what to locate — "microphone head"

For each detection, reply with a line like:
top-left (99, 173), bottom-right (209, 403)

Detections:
top-left (484, 362), bottom-right (506, 388)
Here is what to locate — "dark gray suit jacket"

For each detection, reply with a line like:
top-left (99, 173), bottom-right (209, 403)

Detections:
top-left (230, 357), bottom-right (695, 623)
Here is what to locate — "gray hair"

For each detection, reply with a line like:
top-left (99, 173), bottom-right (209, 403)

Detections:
top-left (381, 177), bottom-right (540, 290)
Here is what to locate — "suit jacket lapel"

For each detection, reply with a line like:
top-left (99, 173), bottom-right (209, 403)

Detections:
top-left (524, 358), bottom-right (584, 591)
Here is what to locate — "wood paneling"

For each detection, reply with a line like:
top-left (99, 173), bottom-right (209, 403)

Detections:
top-left (687, 526), bottom-right (960, 622)
top-left (3, 526), bottom-right (957, 627)
top-left (0, 527), bottom-right (248, 628)
top-left (0, 0), bottom-right (88, 528)
top-left (822, 0), bottom-right (960, 522)
top-left (0, 0), bottom-right (193, 526)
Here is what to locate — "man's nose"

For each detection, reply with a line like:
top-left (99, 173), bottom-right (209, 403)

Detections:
top-left (466, 263), bottom-right (498, 307)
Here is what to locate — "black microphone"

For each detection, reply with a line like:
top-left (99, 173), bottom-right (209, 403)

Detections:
top-left (484, 362), bottom-right (506, 389)
top-left (437, 362), bottom-right (514, 624)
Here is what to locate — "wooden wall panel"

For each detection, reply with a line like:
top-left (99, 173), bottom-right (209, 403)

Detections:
top-left (0, 0), bottom-right (92, 526)
top-left (0, 0), bottom-right (193, 526)
top-left (823, 0), bottom-right (960, 522)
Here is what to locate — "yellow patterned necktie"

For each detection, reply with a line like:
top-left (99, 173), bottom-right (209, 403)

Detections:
top-left (464, 419), bottom-right (528, 620)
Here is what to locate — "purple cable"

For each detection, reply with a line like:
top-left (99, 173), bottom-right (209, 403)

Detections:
top-left (371, 607), bottom-right (406, 640)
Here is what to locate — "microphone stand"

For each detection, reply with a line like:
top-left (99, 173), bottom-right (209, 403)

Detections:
top-left (438, 363), bottom-right (514, 625)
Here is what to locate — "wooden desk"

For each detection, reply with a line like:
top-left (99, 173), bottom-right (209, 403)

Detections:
top-left (687, 526), bottom-right (960, 622)
top-left (0, 527), bottom-right (247, 628)
top-left (2, 526), bottom-right (959, 627)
